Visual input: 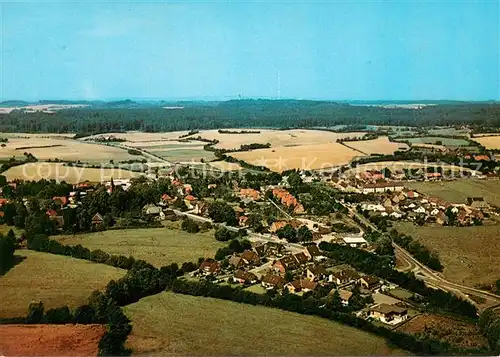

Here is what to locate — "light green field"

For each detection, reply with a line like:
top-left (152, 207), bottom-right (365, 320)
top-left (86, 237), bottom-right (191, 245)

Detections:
top-left (426, 127), bottom-right (470, 136)
top-left (395, 222), bottom-right (500, 286)
top-left (54, 228), bottom-right (225, 267)
top-left (0, 250), bottom-right (125, 318)
top-left (149, 148), bottom-right (216, 162)
top-left (124, 292), bottom-right (404, 356)
top-left (406, 179), bottom-right (500, 206)
top-left (398, 136), bottom-right (471, 147)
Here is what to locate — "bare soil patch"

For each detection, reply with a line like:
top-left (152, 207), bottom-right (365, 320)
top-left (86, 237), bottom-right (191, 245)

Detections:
top-left (0, 324), bottom-right (105, 356)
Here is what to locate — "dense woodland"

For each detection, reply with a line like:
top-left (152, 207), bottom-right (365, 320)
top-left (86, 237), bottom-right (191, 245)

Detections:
top-left (1, 100), bottom-right (500, 133)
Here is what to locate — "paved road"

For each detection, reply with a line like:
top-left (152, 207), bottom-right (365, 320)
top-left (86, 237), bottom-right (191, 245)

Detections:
top-left (393, 243), bottom-right (500, 305)
top-left (172, 209), bottom-right (304, 253)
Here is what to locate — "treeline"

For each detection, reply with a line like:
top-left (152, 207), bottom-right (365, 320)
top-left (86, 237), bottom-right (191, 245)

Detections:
top-left (218, 129), bottom-right (261, 134)
top-left (0, 154), bottom-right (38, 174)
top-left (2, 100), bottom-right (500, 133)
top-left (389, 229), bottom-right (444, 271)
top-left (94, 252), bottom-right (485, 355)
top-left (479, 309), bottom-right (500, 353)
top-left (318, 241), bottom-right (478, 319)
top-left (10, 292), bottom-right (132, 356)
top-left (0, 231), bottom-right (16, 274)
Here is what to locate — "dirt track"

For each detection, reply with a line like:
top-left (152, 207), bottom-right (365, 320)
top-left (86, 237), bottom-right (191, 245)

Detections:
top-left (0, 324), bottom-right (105, 356)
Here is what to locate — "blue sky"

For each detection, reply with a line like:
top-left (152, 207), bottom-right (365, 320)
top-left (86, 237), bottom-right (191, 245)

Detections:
top-left (1, 1), bottom-right (498, 101)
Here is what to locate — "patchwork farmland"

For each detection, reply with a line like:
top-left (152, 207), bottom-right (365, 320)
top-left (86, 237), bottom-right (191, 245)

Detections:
top-left (394, 222), bottom-right (500, 287)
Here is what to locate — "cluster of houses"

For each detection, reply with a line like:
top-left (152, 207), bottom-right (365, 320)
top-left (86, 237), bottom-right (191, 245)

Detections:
top-left (356, 189), bottom-right (488, 226)
top-left (193, 241), bottom-right (410, 325)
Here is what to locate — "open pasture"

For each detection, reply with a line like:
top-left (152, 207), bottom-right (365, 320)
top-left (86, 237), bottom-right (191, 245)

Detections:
top-left (82, 131), bottom-right (187, 142)
top-left (231, 142), bottom-right (360, 172)
top-left (55, 228), bottom-right (225, 267)
top-left (0, 324), bottom-right (105, 356)
top-left (397, 136), bottom-right (471, 147)
top-left (197, 129), bottom-right (366, 150)
top-left (0, 250), bottom-right (125, 318)
top-left (3, 162), bottom-right (141, 183)
top-left (148, 148), bottom-right (216, 163)
top-left (394, 222), bottom-right (500, 286)
top-left (472, 135), bottom-right (500, 149)
top-left (124, 292), bottom-right (404, 356)
top-left (344, 136), bottom-right (409, 155)
top-left (0, 137), bottom-right (136, 163)
top-left (406, 178), bottom-right (500, 206)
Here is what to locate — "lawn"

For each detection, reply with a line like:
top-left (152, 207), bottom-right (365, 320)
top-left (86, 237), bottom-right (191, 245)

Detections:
top-left (54, 228), bottom-right (225, 267)
top-left (124, 292), bottom-right (404, 356)
top-left (396, 136), bottom-right (471, 147)
top-left (394, 222), bottom-right (500, 287)
top-left (0, 250), bottom-right (125, 318)
top-left (406, 179), bottom-right (500, 206)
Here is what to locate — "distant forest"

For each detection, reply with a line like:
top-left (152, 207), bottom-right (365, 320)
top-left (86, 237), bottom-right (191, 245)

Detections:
top-left (1, 99), bottom-right (500, 134)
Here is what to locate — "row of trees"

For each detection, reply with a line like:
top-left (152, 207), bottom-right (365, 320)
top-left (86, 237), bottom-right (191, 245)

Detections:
top-left (3, 100), bottom-right (500, 134)
top-left (389, 229), bottom-right (444, 271)
top-left (0, 231), bottom-right (16, 274)
top-left (23, 292), bottom-right (132, 356)
top-left (165, 278), bottom-right (481, 355)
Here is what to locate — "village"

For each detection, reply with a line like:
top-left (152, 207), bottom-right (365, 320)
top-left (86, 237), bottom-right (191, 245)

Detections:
top-left (1, 161), bottom-right (493, 329)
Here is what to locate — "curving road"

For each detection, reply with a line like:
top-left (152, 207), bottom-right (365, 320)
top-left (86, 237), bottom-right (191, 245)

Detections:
top-left (393, 242), bottom-right (500, 306)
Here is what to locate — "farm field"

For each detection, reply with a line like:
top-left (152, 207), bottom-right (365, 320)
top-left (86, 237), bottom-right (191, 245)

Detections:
top-left (394, 222), bottom-right (500, 286)
top-left (54, 228), bottom-right (225, 267)
top-left (232, 142), bottom-right (360, 172)
top-left (343, 161), bottom-right (478, 177)
top-left (208, 161), bottom-right (244, 171)
top-left (426, 127), bottom-right (470, 136)
top-left (3, 162), bottom-right (142, 183)
top-left (406, 178), bottom-right (500, 206)
top-left (196, 129), bottom-right (366, 150)
top-left (82, 131), bottom-right (187, 142)
top-left (148, 148), bottom-right (216, 163)
top-left (472, 135), bottom-right (500, 149)
top-left (124, 292), bottom-right (404, 356)
top-left (396, 314), bottom-right (488, 350)
top-left (395, 136), bottom-right (471, 147)
top-left (344, 136), bottom-right (409, 155)
top-left (0, 324), bottom-right (105, 356)
top-left (0, 137), bottom-right (136, 163)
top-left (0, 250), bottom-right (125, 318)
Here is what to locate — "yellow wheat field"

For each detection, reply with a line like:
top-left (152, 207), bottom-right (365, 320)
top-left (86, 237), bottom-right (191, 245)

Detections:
top-left (343, 136), bottom-right (409, 155)
top-left (3, 163), bottom-right (142, 183)
top-left (472, 135), bottom-right (500, 149)
top-left (196, 129), bottom-right (366, 150)
top-left (231, 142), bottom-right (360, 172)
